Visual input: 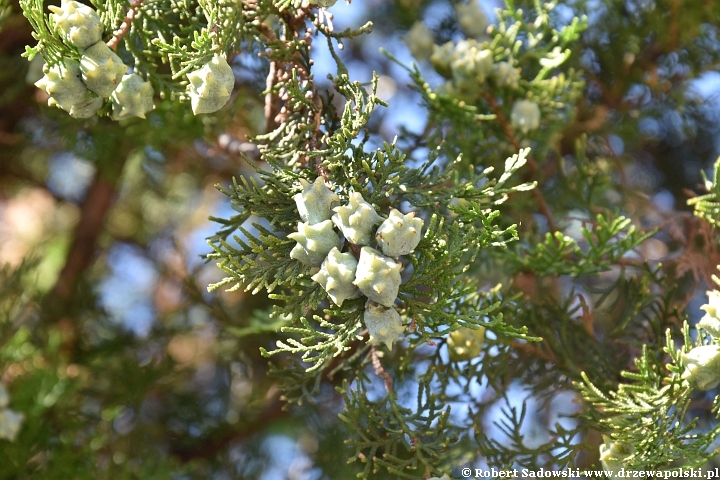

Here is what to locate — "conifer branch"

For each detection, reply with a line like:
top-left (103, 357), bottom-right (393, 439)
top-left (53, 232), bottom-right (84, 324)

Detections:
top-left (482, 91), bottom-right (558, 232)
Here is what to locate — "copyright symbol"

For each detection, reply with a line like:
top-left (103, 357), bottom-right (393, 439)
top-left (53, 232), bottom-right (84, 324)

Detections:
top-left (462, 468), bottom-right (472, 477)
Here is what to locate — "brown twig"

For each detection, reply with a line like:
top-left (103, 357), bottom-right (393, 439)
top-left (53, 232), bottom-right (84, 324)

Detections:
top-left (371, 345), bottom-right (393, 392)
top-left (257, 4), bottom-right (325, 178)
top-left (0, 131), bottom-right (21, 145)
top-left (576, 294), bottom-right (595, 337)
top-left (53, 161), bottom-right (127, 303)
top-left (530, 189), bottom-right (558, 231)
top-left (481, 93), bottom-right (558, 232)
top-left (171, 393), bottom-right (286, 462)
top-left (107, 0), bottom-right (143, 50)
top-left (264, 60), bottom-right (280, 132)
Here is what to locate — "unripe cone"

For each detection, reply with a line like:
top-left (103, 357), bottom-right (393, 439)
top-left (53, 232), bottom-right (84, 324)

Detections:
top-left (80, 41), bottom-right (128, 98)
top-left (312, 247), bottom-right (361, 306)
top-left (111, 74), bottom-right (155, 120)
top-left (681, 345), bottom-right (720, 390)
top-left (25, 55), bottom-right (45, 86)
top-left (187, 54), bottom-right (235, 114)
top-left (599, 437), bottom-right (635, 478)
top-left (455, 1), bottom-right (488, 39)
top-left (447, 326), bottom-right (485, 362)
top-left (510, 100), bottom-right (541, 134)
top-left (332, 192), bottom-right (382, 245)
top-left (294, 177), bottom-right (339, 225)
top-left (353, 247), bottom-right (401, 307)
top-left (375, 209), bottom-right (424, 257)
top-left (50, 0), bottom-right (103, 49)
top-left (451, 41), bottom-right (493, 89)
top-left (289, 220), bottom-right (341, 267)
top-left (404, 22), bottom-right (435, 60)
top-left (493, 61), bottom-right (520, 89)
top-left (699, 290), bottom-right (720, 338)
top-left (35, 60), bottom-right (87, 111)
top-left (363, 301), bottom-right (405, 350)
top-left (68, 91), bottom-right (103, 119)
top-left (430, 41), bottom-right (456, 78)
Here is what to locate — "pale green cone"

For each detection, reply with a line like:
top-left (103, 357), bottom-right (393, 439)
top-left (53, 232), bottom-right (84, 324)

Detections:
top-left (294, 177), bottom-right (340, 225)
top-left (49, 0), bottom-right (103, 49)
top-left (289, 220), bottom-right (341, 267)
top-left (111, 74), bottom-right (155, 120)
top-left (353, 247), bottom-right (401, 307)
top-left (80, 41), bottom-right (128, 98)
top-left (187, 54), bottom-right (235, 115)
top-left (35, 60), bottom-right (87, 112)
top-left (375, 209), bottom-right (424, 257)
top-left (332, 192), bottom-right (382, 245)
top-left (510, 100), bottom-right (541, 134)
top-left (312, 247), bottom-right (361, 306)
top-left (364, 301), bottom-right (405, 350)
top-left (681, 345), bottom-right (720, 390)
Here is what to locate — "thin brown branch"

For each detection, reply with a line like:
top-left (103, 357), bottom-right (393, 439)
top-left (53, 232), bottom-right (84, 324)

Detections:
top-left (264, 60), bottom-right (279, 132)
top-left (577, 294), bottom-right (595, 337)
top-left (530, 187), bottom-right (558, 231)
top-left (171, 393), bottom-right (286, 462)
top-left (107, 0), bottom-right (144, 50)
top-left (0, 131), bottom-right (21, 145)
top-left (371, 345), bottom-right (393, 392)
top-left (481, 92), bottom-right (558, 232)
top-left (52, 162), bottom-right (127, 303)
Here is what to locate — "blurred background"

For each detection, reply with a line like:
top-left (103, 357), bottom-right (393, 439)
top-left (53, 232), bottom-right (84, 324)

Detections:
top-left (2, 0), bottom-right (720, 477)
